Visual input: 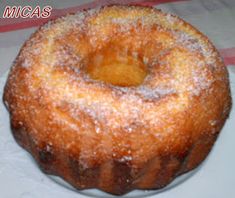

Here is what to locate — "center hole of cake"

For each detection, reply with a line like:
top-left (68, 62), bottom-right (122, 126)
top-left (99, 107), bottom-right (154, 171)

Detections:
top-left (85, 48), bottom-right (148, 87)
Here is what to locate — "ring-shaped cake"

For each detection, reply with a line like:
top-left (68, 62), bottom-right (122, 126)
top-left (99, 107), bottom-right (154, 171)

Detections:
top-left (3, 5), bottom-right (231, 195)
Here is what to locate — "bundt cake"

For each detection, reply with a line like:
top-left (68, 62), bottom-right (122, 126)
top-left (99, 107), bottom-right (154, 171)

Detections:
top-left (3, 5), bottom-right (232, 195)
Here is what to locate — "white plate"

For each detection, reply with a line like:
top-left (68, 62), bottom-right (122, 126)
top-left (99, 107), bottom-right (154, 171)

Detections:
top-left (48, 167), bottom-right (198, 198)
top-left (0, 68), bottom-right (235, 198)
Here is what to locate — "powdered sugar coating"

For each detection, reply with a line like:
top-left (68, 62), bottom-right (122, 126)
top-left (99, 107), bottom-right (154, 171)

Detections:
top-left (6, 5), bottom-right (229, 142)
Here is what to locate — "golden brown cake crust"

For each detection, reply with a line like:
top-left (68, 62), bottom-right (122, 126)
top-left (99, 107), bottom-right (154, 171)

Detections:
top-left (3, 5), bottom-right (232, 195)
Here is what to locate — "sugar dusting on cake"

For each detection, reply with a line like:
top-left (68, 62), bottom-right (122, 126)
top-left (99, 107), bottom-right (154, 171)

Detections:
top-left (11, 5), bottom-right (223, 122)
top-left (4, 5), bottom-right (229, 168)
